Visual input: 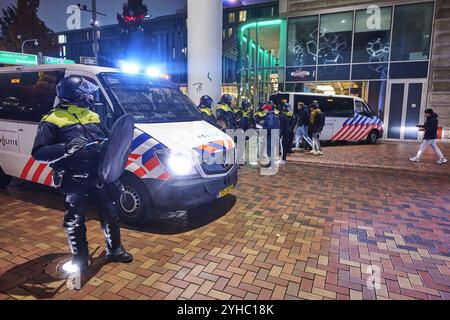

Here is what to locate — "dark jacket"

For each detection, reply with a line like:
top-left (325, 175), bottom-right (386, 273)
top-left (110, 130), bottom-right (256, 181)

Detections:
top-left (263, 111), bottom-right (278, 131)
top-left (423, 113), bottom-right (439, 140)
top-left (32, 104), bottom-right (108, 173)
top-left (277, 112), bottom-right (291, 138)
top-left (241, 110), bottom-right (256, 131)
top-left (297, 108), bottom-right (310, 127)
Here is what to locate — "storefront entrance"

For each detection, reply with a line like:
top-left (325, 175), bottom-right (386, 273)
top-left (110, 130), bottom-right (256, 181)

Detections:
top-left (384, 79), bottom-right (427, 141)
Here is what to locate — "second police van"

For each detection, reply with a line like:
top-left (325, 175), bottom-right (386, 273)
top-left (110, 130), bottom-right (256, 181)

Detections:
top-left (270, 92), bottom-right (384, 144)
top-left (0, 64), bottom-right (238, 226)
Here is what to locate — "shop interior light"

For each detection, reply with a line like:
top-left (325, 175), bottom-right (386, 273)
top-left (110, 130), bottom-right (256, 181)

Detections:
top-left (316, 85), bottom-right (335, 92)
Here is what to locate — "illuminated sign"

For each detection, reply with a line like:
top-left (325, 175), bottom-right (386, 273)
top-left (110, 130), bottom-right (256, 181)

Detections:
top-left (43, 56), bottom-right (75, 65)
top-left (0, 51), bottom-right (37, 66)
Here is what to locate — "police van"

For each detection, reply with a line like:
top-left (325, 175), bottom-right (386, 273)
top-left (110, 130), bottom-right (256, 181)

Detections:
top-left (270, 92), bottom-right (384, 144)
top-left (0, 64), bottom-right (238, 226)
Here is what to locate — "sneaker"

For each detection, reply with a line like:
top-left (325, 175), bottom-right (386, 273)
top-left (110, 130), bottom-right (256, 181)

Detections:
top-left (310, 150), bottom-right (316, 154)
top-left (277, 159), bottom-right (287, 165)
top-left (317, 150), bottom-right (324, 155)
top-left (409, 157), bottom-right (420, 163)
top-left (292, 147), bottom-right (300, 152)
top-left (436, 158), bottom-right (448, 165)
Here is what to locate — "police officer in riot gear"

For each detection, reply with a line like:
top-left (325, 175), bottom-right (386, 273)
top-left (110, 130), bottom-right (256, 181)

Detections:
top-left (281, 100), bottom-right (294, 154)
top-left (241, 100), bottom-right (256, 131)
top-left (198, 95), bottom-right (217, 126)
top-left (255, 102), bottom-right (266, 126)
top-left (216, 94), bottom-right (235, 130)
top-left (32, 75), bottom-right (133, 271)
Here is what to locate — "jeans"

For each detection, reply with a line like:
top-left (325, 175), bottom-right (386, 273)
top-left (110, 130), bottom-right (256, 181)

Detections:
top-left (295, 125), bottom-right (313, 148)
top-left (312, 133), bottom-right (321, 152)
top-left (415, 139), bottom-right (445, 160)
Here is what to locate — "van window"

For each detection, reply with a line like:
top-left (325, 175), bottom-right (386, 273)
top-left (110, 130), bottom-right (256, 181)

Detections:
top-left (0, 73), bottom-right (22, 121)
top-left (326, 97), bottom-right (354, 117)
top-left (101, 73), bottom-right (203, 124)
top-left (355, 100), bottom-right (372, 116)
top-left (19, 71), bottom-right (63, 122)
top-left (0, 71), bottom-right (63, 122)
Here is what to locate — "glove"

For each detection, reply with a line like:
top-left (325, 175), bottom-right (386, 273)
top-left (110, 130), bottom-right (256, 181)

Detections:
top-left (65, 137), bottom-right (89, 155)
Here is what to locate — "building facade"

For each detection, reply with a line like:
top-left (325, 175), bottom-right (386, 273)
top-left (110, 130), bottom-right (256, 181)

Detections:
top-left (237, 0), bottom-right (449, 141)
top-left (56, 2), bottom-right (279, 96)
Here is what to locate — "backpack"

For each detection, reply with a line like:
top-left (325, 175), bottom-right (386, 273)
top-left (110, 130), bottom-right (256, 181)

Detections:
top-left (316, 112), bottom-right (326, 133)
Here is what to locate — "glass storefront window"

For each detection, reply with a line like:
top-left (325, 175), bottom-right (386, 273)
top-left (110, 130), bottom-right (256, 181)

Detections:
top-left (287, 15), bottom-right (319, 66)
top-left (317, 65), bottom-right (351, 81)
top-left (228, 12), bottom-right (235, 24)
top-left (318, 11), bottom-right (353, 65)
top-left (239, 10), bottom-right (247, 23)
top-left (391, 2), bottom-right (434, 61)
top-left (353, 7), bottom-right (392, 63)
top-left (352, 63), bottom-right (388, 80)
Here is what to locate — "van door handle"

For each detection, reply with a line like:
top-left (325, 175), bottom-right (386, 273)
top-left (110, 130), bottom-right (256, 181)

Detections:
top-left (18, 128), bottom-right (24, 132)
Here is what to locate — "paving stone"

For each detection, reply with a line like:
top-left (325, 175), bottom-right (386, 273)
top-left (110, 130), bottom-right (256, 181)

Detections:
top-left (0, 142), bottom-right (449, 300)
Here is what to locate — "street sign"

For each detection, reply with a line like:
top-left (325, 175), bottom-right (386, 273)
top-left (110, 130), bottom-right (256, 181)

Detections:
top-left (43, 56), bottom-right (75, 65)
top-left (80, 56), bottom-right (97, 65)
top-left (0, 51), bottom-right (37, 66)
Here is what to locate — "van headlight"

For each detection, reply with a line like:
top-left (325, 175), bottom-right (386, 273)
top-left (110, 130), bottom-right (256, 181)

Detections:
top-left (156, 149), bottom-right (198, 176)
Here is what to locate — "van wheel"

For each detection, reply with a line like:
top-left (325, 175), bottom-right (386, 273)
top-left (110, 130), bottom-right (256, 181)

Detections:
top-left (366, 130), bottom-right (379, 145)
top-left (0, 167), bottom-right (12, 189)
top-left (118, 173), bottom-right (153, 226)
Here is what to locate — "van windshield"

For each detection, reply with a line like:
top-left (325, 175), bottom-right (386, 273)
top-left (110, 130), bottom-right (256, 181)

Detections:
top-left (100, 73), bottom-right (203, 123)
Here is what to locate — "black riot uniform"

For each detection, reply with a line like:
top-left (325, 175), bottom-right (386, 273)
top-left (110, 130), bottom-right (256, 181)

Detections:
top-left (32, 76), bottom-right (132, 271)
top-left (240, 100), bottom-right (256, 131)
top-left (198, 95), bottom-right (217, 126)
top-left (281, 101), bottom-right (294, 154)
top-left (216, 94), bottom-right (236, 130)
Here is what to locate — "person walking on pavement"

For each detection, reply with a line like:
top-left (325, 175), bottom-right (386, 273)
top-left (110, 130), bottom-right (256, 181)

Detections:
top-left (32, 75), bottom-right (133, 272)
top-left (410, 108), bottom-right (447, 164)
top-left (310, 101), bottom-right (324, 155)
top-left (293, 102), bottom-right (313, 151)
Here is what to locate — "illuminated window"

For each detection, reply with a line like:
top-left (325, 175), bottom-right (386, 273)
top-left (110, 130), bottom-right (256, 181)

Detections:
top-left (228, 27), bottom-right (233, 37)
top-left (228, 12), bottom-right (235, 24)
top-left (239, 10), bottom-right (247, 22)
top-left (58, 34), bottom-right (66, 44)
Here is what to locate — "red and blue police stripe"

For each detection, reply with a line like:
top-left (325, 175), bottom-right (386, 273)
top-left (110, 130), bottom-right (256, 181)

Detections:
top-left (331, 115), bottom-right (383, 142)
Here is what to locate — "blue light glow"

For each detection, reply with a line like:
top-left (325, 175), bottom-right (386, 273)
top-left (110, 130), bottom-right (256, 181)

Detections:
top-left (121, 61), bottom-right (140, 74)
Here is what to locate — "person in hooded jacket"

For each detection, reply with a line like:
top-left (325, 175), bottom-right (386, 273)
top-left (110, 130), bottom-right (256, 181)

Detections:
top-left (410, 108), bottom-right (447, 164)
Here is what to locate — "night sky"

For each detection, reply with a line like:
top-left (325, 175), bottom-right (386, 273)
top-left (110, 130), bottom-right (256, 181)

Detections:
top-left (0, 0), bottom-right (273, 32)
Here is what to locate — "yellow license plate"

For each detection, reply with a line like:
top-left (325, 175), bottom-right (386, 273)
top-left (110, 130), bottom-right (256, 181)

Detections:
top-left (218, 185), bottom-right (234, 198)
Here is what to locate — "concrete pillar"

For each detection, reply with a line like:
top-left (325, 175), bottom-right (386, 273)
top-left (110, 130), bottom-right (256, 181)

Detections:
top-left (187, 0), bottom-right (223, 109)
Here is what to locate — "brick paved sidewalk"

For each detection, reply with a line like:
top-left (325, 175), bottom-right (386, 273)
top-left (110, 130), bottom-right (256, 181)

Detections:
top-left (0, 141), bottom-right (449, 300)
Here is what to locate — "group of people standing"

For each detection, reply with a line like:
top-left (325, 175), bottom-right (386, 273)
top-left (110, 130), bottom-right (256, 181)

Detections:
top-left (197, 95), bottom-right (325, 167)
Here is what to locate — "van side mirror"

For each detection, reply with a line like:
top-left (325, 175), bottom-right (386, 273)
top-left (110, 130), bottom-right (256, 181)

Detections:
top-left (92, 102), bottom-right (106, 123)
